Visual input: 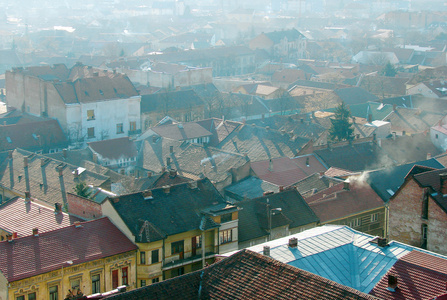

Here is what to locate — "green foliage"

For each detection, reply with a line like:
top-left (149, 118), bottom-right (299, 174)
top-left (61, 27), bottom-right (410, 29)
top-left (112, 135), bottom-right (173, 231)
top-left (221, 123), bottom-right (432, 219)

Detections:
top-left (73, 181), bottom-right (92, 199)
top-left (329, 102), bottom-right (354, 142)
top-left (382, 61), bottom-right (397, 77)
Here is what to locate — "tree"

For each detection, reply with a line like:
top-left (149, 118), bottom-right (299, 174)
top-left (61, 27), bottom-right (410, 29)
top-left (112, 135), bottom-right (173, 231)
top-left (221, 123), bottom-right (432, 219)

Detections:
top-left (382, 61), bottom-right (397, 77)
top-left (73, 181), bottom-right (92, 199)
top-left (329, 102), bottom-right (354, 141)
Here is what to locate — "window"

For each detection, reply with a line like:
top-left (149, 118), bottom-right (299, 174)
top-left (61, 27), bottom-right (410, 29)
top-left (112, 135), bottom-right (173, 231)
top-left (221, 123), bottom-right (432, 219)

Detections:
top-left (122, 267), bottom-right (128, 286)
top-left (112, 269), bottom-right (119, 289)
top-left (422, 191), bottom-right (429, 220)
top-left (193, 236), bottom-right (202, 248)
top-left (152, 277), bottom-right (160, 284)
top-left (16, 296), bottom-right (25, 300)
top-left (28, 293), bottom-right (36, 300)
top-left (140, 251), bottom-right (146, 264)
top-left (350, 218), bottom-right (361, 228)
top-left (220, 229), bottom-right (233, 244)
top-left (116, 123), bottom-right (124, 134)
top-left (171, 267), bottom-right (184, 278)
top-left (129, 121), bottom-right (137, 132)
top-left (371, 213), bottom-right (379, 222)
top-left (140, 280), bottom-right (146, 287)
top-left (436, 134), bottom-right (439, 139)
top-left (87, 110), bottom-right (95, 120)
top-left (49, 285), bottom-right (58, 300)
top-left (151, 249), bottom-right (159, 264)
top-left (70, 278), bottom-right (81, 290)
top-left (221, 213), bottom-right (232, 223)
top-left (92, 274), bottom-right (100, 294)
top-left (87, 127), bottom-right (95, 138)
top-left (171, 240), bottom-right (184, 255)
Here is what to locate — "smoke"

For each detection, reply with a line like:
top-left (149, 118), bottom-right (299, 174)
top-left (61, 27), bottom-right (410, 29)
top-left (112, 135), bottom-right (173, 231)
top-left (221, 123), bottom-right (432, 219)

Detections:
top-left (346, 171), bottom-right (369, 188)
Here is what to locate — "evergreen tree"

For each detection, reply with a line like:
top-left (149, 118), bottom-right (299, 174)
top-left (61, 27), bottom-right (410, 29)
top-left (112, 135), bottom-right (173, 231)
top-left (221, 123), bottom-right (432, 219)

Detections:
top-left (73, 181), bottom-right (92, 199)
top-left (382, 61), bottom-right (397, 77)
top-left (329, 102), bottom-right (354, 141)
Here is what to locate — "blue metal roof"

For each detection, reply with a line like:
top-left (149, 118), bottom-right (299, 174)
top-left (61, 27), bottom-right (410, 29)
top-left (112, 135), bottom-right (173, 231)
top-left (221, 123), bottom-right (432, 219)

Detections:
top-left (243, 225), bottom-right (420, 294)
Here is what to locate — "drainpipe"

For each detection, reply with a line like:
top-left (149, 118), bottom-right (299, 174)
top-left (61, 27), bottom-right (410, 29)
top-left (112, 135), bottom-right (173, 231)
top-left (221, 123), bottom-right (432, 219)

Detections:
top-left (162, 238), bottom-right (166, 280)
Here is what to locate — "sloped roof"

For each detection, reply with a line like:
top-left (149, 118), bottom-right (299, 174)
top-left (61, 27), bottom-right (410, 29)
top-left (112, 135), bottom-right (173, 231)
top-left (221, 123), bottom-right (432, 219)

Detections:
top-left (369, 250), bottom-right (447, 300)
top-left (141, 89), bottom-right (204, 113)
top-left (0, 119), bottom-right (68, 152)
top-left (250, 155), bottom-right (327, 187)
top-left (140, 138), bottom-right (249, 184)
top-left (293, 173), bottom-right (344, 198)
top-left (0, 217), bottom-right (137, 282)
top-left (237, 189), bottom-right (319, 243)
top-left (105, 249), bottom-right (380, 300)
top-left (305, 181), bottom-right (384, 223)
top-left (367, 159), bottom-right (443, 202)
top-left (108, 178), bottom-right (224, 242)
top-left (195, 118), bottom-right (242, 147)
top-left (151, 122), bottom-right (213, 141)
top-left (241, 225), bottom-right (436, 294)
top-left (314, 141), bottom-right (394, 172)
top-left (0, 149), bottom-right (110, 206)
top-left (0, 197), bottom-right (82, 238)
top-left (272, 69), bottom-right (306, 83)
top-left (88, 137), bottom-right (137, 160)
top-left (264, 29), bottom-right (305, 44)
top-left (346, 102), bottom-right (394, 121)
top-left (225, 176), bottom-right (280, 201)
top-left (334, 87), bottom-right (379, 105)
top-left (384, 107), bottom-right (444, 134)
top-left (412, 167), bottom-right (447, 213)
top-left (218, 125), bottom-right (310, 162)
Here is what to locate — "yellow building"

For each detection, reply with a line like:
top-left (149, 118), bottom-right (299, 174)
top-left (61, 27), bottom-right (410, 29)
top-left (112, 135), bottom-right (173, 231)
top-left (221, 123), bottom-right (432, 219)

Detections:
top-left (101, 178), bottom-right (239, 287)
top-left (0, 218), bottom-right (137, 300)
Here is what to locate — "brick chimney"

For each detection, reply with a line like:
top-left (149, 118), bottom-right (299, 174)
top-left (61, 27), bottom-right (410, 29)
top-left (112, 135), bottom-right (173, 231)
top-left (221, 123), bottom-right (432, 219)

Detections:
top-left (387, 274), bottom-right (398, 292)
top-left (24, 191), bottom-right (31, 203)
top-left (263, 245), bottom-right (270, 256)
top-left (343, 180), bottom-right (350, 190)
top-left (54, 203), bottom-right (62, 214)
top-left (33, 228), bottom-right (39, 236)
top-left (440, 173), bottom-right (447, 195)
top-left (288, 237), bottom-right (298, 248)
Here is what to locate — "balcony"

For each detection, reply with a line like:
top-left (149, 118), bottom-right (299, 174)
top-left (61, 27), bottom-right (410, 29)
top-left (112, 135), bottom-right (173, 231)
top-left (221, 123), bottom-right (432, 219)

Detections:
top-left (162, 248), bottom-right (217, 271)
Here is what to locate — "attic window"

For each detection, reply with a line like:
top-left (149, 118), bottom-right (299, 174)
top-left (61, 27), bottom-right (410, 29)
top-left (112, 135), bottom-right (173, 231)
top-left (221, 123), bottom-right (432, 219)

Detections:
top-left (6, 137), bottom-right (12, 143)
top-left (99, 89), bottom-right (104, 95)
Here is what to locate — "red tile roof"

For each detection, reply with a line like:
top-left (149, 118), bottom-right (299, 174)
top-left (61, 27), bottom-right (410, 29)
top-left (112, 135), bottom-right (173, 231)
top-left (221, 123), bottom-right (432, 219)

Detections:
top-left (0, 197), bottom-right (82, 238)
top-left (0, 217), bottom-right (137, 282)
top-left (306, 181), bottom-right (383, 223)
top-left (369, 250), bottom-right (447, 300)
top-left (105, 249), bottom-right (381, 300)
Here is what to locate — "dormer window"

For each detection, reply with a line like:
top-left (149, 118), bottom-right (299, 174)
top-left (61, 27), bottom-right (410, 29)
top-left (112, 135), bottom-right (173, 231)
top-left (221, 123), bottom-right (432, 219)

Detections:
top-left (99, 89), bottom-right (104, 95)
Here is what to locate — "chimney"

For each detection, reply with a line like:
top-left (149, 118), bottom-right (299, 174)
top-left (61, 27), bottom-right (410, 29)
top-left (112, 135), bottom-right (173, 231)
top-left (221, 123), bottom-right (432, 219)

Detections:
top-left (440, 173), bottom-right (447, 195)
top-left (373, 133), bottom-right (376, 141)
top-left (387, 274), bottom-right (398, 292)
top-left (7, 234), bottom-right (12, 242)
top-left (41, 159), bottom-right (48, 189)
top-left (33, 228), bottom-right (39, 236)
top-left (306, 157), bottom-right (310, 166)
top-left (279, 186), bottom-right (284, 192)
top-left (163, 186), bottom-right (170, 194)
top-left (63, 148), bottom-right (67, 158)
top-left (300, 118), bottom-right (304, 123)
top-left (147, 172), bottom-right (152, 178)
top-left (143, 190), bottom-right (153, 200)
top-left (54, 203), bottom-right (62, 214)
top-left (170, 145), bottom-right (174, 153)
top-left (152, 135), bottom-right (157, 143)
top-left (169, 169), bottom-right (177, 178)
top-left (161, 167), bottom-right (166, 172)
top-left (265, 126), bottom-right (270, 131)
top-left (263, 245), bottom-right (270, 256)
top-left (288, 237), bottom-right (298, 248)
top-left (166, 157), bottom-right (171, 167)
top-left (377, 237), bottom-right (387, 247)
top-left (343, 180), bottom-right (350, 190)
top-left (8, 150), bottom-right (14, 188)
top-left (427, 153), bottom-right (432, 159)
top-left (74, 169), bottom-right (79, 179)
top-left (24, 157), bottom-right (30, 194)
top-left (327, 141), bottom-right (332, 151)
top-left (92, 153), bottom-right (98, 163)
top-left (402, 130), bottom-right (406, 136)
top-left (24, 191), bottom-right (31, 203)
top-left (392, 132), bottom-right (396, 140)
top-left (393, 104), bottom-right (397, 111)
top-left (368, 114), bottom-right (372, 123)
top-left (268, 159), bottom-right (273, 172)
top-left (188, 181), bottom-right (198, 189)
top-left (74, 221), bottom-right (82, 228)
